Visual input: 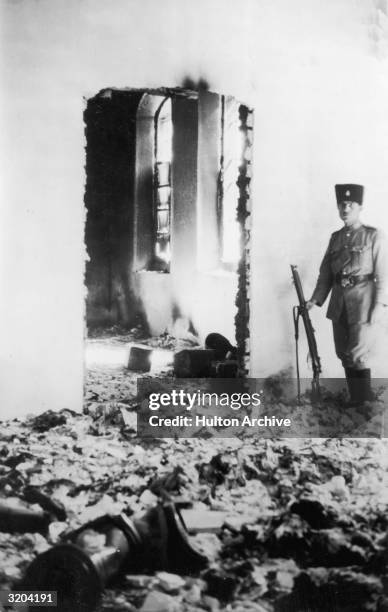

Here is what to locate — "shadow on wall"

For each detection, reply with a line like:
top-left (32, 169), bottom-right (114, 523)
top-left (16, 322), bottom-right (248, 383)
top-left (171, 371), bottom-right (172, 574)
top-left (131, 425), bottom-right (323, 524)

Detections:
top-left (169, 303), bottom-right (198, 343)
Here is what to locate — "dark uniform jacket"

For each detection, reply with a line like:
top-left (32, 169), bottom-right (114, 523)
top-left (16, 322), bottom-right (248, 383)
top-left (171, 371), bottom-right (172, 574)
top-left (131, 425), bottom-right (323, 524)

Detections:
top-left (312, 224), bottom-right (387, 324)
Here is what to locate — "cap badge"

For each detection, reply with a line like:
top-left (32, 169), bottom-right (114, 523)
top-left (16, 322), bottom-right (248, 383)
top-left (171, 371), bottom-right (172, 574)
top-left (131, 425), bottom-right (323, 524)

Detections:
top-left (345, 190), bottom-right (350, 197)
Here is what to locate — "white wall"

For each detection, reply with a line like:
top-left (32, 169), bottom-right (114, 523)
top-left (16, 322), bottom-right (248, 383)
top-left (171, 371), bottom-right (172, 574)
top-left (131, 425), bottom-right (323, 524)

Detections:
top-left (1, 0), bottom-right (388, 417)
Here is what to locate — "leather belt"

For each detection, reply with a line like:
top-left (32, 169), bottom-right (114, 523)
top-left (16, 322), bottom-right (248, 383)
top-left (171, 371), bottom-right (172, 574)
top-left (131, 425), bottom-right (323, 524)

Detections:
top-left (335, 273), bottom-right (374, 288)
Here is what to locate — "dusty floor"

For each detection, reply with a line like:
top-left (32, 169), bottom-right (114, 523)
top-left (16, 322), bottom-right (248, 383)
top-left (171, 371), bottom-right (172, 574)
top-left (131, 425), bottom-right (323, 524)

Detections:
top-left (0, 331), bottom-right (387, 611)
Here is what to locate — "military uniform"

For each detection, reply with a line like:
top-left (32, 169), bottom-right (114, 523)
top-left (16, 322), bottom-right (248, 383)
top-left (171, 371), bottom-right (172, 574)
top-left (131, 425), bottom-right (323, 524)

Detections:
top-left (310, 184), bottom-right (387, 403)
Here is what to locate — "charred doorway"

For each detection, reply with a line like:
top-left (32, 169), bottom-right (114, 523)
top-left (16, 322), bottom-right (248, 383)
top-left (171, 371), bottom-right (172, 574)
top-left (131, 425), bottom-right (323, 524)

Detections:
top-left (84, 87), bottom-right (252, 374)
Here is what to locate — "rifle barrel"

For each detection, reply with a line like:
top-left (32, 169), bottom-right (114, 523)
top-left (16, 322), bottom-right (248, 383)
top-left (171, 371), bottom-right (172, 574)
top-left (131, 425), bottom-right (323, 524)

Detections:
top-left (290, 264), bottom-right (322, 379)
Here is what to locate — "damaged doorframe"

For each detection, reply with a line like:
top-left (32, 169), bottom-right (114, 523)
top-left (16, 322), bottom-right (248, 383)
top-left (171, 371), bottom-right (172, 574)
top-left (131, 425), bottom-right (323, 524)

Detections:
top-left (235, 105), bottom-right (253, 376)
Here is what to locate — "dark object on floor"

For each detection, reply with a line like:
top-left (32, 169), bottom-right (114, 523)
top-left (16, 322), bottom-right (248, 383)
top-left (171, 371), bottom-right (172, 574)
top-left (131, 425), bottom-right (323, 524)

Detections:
top-left (127, 346), bottom-right (153, 372)
top-left (30, 410), bottom-right (68, 433)
top-left (205, 333), bottom-right (237, 360)
top-left (23, 486), bottom-right (67, 522)
top-left (174, 349), bottom-right (215, 377)
top-left (215, 360), bottom-right (238, 378)
top-left (203, 568), bottom-right (238, 601)
top-left (275, 568), bottom-right (383, 612)
top-left (149, 466), bottom-right (185, 497)
top-left (290, 498), bottom-right (335, 530)
top-left (0, 500), bottom-right (51, 535)
top-left (21, 502), bottom-right (207, 612)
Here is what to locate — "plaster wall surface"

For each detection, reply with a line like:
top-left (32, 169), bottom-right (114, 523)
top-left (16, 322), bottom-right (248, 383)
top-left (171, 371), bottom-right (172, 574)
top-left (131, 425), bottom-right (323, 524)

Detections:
top-left (1, 0), bottom-right (388, 416)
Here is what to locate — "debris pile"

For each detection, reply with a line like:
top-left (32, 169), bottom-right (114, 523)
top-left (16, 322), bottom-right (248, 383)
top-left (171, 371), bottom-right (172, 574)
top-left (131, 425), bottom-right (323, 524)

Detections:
top-left (0, 335), bottom-right (386, 611)
top-left (0, 404), bottom-right (387, 611)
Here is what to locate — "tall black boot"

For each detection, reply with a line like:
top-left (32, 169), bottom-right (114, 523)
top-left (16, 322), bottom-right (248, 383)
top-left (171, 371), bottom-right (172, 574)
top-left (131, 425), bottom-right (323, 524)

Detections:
top-left (356, 369), bottom-right (374, 403)
top-left (345, 367), bottom-right (359, 404)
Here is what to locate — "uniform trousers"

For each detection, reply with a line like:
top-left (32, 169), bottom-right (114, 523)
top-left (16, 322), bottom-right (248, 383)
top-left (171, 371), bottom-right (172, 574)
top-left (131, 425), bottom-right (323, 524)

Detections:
top-left (332, 307), bottom-right (375, 370)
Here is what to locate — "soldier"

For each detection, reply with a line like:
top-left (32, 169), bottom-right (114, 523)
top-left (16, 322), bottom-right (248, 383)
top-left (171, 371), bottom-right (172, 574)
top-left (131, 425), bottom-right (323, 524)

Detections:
top-left (306, 184), bottom-right (387, 405)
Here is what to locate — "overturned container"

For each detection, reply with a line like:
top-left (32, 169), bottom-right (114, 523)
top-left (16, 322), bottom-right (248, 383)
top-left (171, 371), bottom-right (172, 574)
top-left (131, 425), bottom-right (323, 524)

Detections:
top-left (21, 502), bottom-right (207, 612)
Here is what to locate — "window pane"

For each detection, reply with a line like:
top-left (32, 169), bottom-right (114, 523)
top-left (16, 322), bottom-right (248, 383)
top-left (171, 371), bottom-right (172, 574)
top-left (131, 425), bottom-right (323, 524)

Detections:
top-left (156, 99), bottom-right (172, 162)
top-left (156, 186), bottom-right (171, 207)
top-left (156, 162), bottom-right (170, 186)
top-left (153, 97), bottom-right (172, 270)
top-left (156, 209), bottom-right (170, 234)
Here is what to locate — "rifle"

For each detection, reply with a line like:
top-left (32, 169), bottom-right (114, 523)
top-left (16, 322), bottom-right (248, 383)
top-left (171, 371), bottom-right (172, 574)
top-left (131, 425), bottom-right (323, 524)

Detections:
top-left (290, 265), bottom-right (322, 402)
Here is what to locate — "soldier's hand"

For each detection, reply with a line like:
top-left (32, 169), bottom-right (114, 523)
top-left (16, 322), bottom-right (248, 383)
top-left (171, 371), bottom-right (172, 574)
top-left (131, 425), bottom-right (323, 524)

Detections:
top-left (305, 300), bottom-right (316, 311)
top-left (370, 303), bottom-right (387, 325)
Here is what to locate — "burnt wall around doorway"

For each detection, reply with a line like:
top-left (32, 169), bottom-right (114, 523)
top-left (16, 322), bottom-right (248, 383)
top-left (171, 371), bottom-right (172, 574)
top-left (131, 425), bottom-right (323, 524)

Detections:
top-left (84, 87), bottom-right (251, 358)
top-left (84, 90), bottom-right (143, 329)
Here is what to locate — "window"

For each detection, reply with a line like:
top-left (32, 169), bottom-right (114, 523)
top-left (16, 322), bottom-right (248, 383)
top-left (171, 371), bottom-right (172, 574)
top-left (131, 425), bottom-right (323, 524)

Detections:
top-left (153, 97), bottom-right (172, 272)
top-left (134, 91), bottom-right (197, 275)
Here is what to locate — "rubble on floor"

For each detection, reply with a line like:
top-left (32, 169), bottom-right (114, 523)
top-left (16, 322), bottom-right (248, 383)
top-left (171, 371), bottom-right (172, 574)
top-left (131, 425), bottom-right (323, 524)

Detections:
top-left (0, 333), bottom-right (387, 611)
